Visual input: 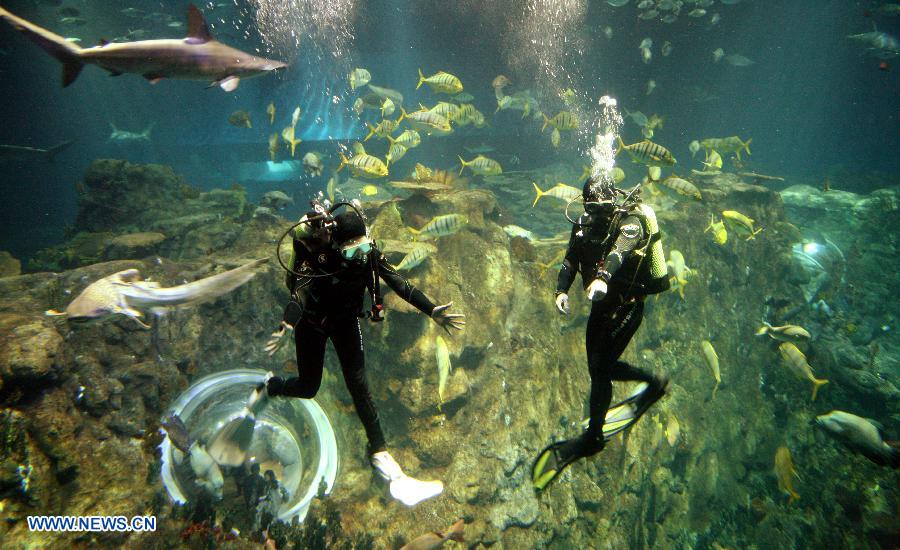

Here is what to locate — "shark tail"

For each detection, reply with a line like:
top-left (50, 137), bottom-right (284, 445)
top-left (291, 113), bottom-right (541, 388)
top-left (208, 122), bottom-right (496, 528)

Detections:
top-left (46, 140), bottom-right (75, 160)
top-left (0, 6), bottom-right (85, 87)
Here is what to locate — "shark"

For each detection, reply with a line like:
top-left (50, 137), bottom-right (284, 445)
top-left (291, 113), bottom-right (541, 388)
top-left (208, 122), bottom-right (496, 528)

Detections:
top-left (0, 140), bottom-right (73, 161)
top-left (0, 4), bottom-right (287, 91)
top-left (46, 258), bottom-right (267, 327)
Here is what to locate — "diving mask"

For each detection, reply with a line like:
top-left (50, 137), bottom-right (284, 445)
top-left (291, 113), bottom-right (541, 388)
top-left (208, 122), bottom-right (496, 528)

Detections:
top-left (339, 236), bottom-right (373, 260)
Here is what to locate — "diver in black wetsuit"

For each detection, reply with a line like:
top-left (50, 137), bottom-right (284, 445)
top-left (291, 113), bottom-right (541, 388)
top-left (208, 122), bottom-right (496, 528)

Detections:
top-left (533, 177), bottom-right (671, 491)
top-left (262, 200), bottom-right (464, 506)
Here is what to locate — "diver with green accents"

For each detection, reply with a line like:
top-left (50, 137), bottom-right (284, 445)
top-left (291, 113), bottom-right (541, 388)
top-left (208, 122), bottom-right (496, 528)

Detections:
top-left (532, 175), bottom-right (671, 493)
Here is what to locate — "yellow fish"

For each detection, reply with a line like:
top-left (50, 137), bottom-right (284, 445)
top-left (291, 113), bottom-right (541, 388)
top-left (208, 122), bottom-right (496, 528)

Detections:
top-left (666, 250), bottom-right (692, 300)
top-left (349, 67), bottom-right (371, 90)
top-left (774, 446), bottom-right (800, 503)
top-left (458, 155), bottom-right (502, 176)
top-left (699, 136), bottom-right (752, 161)
top-left (756, 322), bottom-right (811, 344)
top-left (266, 102), bottom-right (275, 125)
top-left (409, 214), bottom-right (468, 240)
top-left (778, 343), bottom-right (828, 401)
top-left (337, 142), bottom-right (388, 179)
top-left (665, 415), bottom-right (681, 446)
top-left (436, 335), bottom-right (452, 408)
top-left (417, 69), bottom-right (463, 94)
top-left (616, 137), bottom-right (676, 167)
top-left (542, 111), bottom-right (579, 132)
top-left (704, 214), bottom-right (728, 245)
top-left (550, 128), bottom-right (560, 148)
top-left (267, 133), bottom-right (279, 161)
top-left (228, 110), bottom-right (252, 128)
top-left (364, 119), bottom-right (399, 142)
top-left (532, 182), bottom-right (580, 207)
top-left (659, 176), bottom-right (702, 200)
top-left (703, 149), bottom-right (723, 171)
top-left (722, 210), bottom-right (763, 240)
top-left (362, 184), bottom-right (379, 196)
top-left (400, 107), bottom-right (452, 136)
top-left (701, 340), bottom-right (720, 399)
top-left (291, 107), bottom-right (301, 128)
top-left (281, 126), bottom-right (301, 157)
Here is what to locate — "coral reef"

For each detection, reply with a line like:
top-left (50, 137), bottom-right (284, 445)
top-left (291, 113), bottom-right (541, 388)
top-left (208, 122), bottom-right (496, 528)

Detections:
top-left (0, 161), bottom-right (896, 547)
top-left (0, 251), bottom-right (21, 278)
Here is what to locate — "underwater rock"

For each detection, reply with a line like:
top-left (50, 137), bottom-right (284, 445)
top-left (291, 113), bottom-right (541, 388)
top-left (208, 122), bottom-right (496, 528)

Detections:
top-left (0, 313), bottom-right (64, 391)
top-left (0, 251), bottom-right (21, 277)
top-left (104, 232), bottom-right (167, 260)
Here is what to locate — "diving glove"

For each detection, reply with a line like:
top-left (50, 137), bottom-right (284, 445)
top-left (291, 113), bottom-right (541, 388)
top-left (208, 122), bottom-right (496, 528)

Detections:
top-left (264, 321), bottom-right (293, 356)
top-left (431, 302), bottom-right (466, 335)
top-left (370, 451), bottom-right (443, 506)
top-left (555, 293), bottom-right (569, 315)
top-left (586, 278), bottom-right (608, 301)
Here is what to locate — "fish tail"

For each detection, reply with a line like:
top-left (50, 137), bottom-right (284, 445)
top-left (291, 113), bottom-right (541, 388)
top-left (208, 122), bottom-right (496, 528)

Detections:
top-left (531, 182), bottom-right (545, 207)
top-left (541, 114), bottom-right (551, 133)
top-left (811, 378), bottom-right (828, 401)
top-left (350, 72), bottom-right (357, 90)
top-left (364, 123), bottom-right (376, 142)
top-left (678, 281), bottom-right (686, 300)
top-left (754, 325), bottom-right (769, 336)
top-left (0, 7), bottom-right (85, 87)
top-left (337, 152), bottom-right (348, 173)
top-left (416, 68), bottom-right (425, 90)
top-left (788, 489), bottom-right (800, 504)
top-left (743, 138), bottom-right (752, 155)
top-left (397, 108), bottom-right (407, 125)
top-left (615, 135), bottom-right (626, 157)
top-left (458, 155), bottom-right (467, 176)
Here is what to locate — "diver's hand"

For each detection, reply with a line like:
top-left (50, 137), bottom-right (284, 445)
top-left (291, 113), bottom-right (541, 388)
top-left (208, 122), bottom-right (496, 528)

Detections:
top-left (586, 279), bottom-right (608, 302)
top-left (555, 293), bottom-right (569, 315)
top-left (264, 321), bottom-right (293, 356)
top-left (431, 302), bottom-right (466, 335)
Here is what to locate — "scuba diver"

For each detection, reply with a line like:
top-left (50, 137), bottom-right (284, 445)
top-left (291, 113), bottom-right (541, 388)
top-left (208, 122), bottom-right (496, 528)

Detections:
top-left (532, 175), bottom-right (671, 492)
top-left (261, 198), bottom-right (465, 506)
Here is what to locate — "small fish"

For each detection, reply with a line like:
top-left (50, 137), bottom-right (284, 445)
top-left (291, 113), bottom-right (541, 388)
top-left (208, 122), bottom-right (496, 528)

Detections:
top-left (542, 111), bottom-right (579, 132)
top-left (688, 8), bottom-right (707, 17)
top-left (699, 136), bottom-right (752, 160)
top-left (558, 88), bottom-right (576, 104)
top-left (778, 343), bottom-right (828, 401)
top-left (458, 155), bottom-right (502, 176)
top-left (710, 13), bottom-right (721, 25)
top-left (551, 127), bottom-right (561, 148)
top-left (625, 109), bottom-right (649, 127)
top-left (436, 335), bottom-right (452, 405)
top-left (646, 79), bottom-right (656, 95)
top-left (667, 250), bottom-right (692, 300)
top-left (702, 149), bottom-right (723, 172)
top-left (606, 0), bottom-right (630, 6)
top-left (453, 92), bottom-right (474, 102)
top-left (532, 181), bottom-right (580, 207)
top-left (364, 118), bottom-right (399, 141)
top-left (721, 210), bottom-right (763, 240)
top-left (774, 446), bottom-right (800, 503)
top-left (302, 151), bottom-right (323, 176)
top-left (725, 54), bottom-right (755, 67)
top-left (362, 185), bottom-right (379, 196)
top-left (281, 126), bottom-right (301, 157)
top-left (267, 102), bottom-right (275, 124)
top-left (291, 107), bottom-right (301, 128)
top-left (396, 243), bottom-right (436, 271)
top-left (337, 142), bottom-right (388, 179)
top-left (503, 224), bottom-right (535, 240)
top-left (641, 46), bottom-right (652, 64)
top-left (661, 41), bottom-right (673, 57)
top-left (400, 519), bottom-right (465, 550)
top-left (756, 322), bottom-right (810, 344)
top-left (713, 48), bottom-right (725, 63)
top-left (59, 16), bottom-right (87, 26)
top-left (638, 9), bottom-right (658, 20)
top-left (260, 190), bottom-right (293, 209)
top-left (386, 141), bottom-right (408, 165)
top-left (167, 21), bottom-right (184, 28)
top-left (659, 176), bottom-right (701, 200)
top-left (603, 26), bottom-right (613, 39)
top-left (381, 97), bottom-right (396, 117)
top-left (409, 214), bottom-right (468, 240)
top-left (427, 101), bottom-right (461, 121)
top-left (704, 214), bottom-right (727, 245)
top-left (701, 340), bottom-right (720, 398)
top-left (616, 137), bottom-right (676, 167)
top-left (228, 110), bottom-right (252, 128)
top-left (401, 108), bottom-right (452, 136)
top-left (689, 140), bottom-right (700, 157)
top-left (661, 14), bottom-right (677, 23)
top-left (268, 133), bottom-right (279, 161)
top-left (160, 413), bottom-right (192, 453)
top-left (417, 69), bottom-right (463, 95)
top-left (817, 410), bottom-right (900, 468)
top-left (665, 415), bottom-right (680, 446)
top-left (349, 67), bottom-right (371, 90)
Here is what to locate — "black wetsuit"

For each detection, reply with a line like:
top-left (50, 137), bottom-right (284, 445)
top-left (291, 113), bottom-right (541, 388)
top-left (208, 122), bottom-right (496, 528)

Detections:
top-left (556, 207), bottom-right (669, 458)
top-left (269, 235), bottom-right (436, 455)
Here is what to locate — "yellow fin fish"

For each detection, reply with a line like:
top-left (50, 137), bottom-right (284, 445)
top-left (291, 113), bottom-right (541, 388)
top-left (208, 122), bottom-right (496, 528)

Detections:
top-left (417, 69), bottom-right (463, 94)
top-left (458, 155), bottom-right (502, 176)
top-left (409, 214), bottom-right (468, 240)
top-left (267, 102), bottom-right (275, 125)
top-left (778, 343), bottom-right (828, 400)
top-left (532, 181), bottom-right (580, 207)
top-left (701, 340), bottom-right (720, 399)
top-left (774, 446), bottom-right (800, 504)
top-left (704, 214), bottom-right (728, 245)
top-left (722, 210), bottom-right (763, 240)
top-left (267, 133), bottom-right (279, 161)
top-left (666, 250), bottom-right (692, 300)
top-left (281, 126), bottom-right (301, 157)
top-left (435, 335), bottom-right (452, 407)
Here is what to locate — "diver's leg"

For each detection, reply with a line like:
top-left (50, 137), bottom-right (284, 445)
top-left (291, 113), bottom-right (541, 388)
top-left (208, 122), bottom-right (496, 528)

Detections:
top-left (267, 321), bottom-right (327, 398)
top-left (606, 300), bottom-right (669, 411)
top-left (330, 316), bottom-right (387, 455)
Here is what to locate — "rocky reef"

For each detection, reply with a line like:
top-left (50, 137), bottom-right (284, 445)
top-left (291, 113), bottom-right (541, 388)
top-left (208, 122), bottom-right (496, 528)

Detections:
top-left (0, 160), bottom-right (896, 548)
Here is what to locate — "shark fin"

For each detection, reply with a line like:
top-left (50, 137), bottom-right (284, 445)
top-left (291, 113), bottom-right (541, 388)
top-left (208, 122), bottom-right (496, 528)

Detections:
top-left (143, 73), bottom-right (164, 84)
top-left (216, 76), bottom-right (240, 92)
top-left (98, 38), bottom-right (109, 47)
top-left (186, 4), bottom-right (213, 44)
top-left (62, 60), bottom-right (84, 87)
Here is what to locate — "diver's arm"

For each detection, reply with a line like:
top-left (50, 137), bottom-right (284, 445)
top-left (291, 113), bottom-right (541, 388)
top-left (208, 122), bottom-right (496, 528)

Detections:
top-left (556, 225), bottom-right (580, 296)
top-left (598, 215), bottom-right (645, 282)
top-left (377, 254), bottom-right (437, 315)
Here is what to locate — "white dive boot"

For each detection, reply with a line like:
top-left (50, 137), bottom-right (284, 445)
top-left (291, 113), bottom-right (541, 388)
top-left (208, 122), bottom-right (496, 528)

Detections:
top-left (370, 451), bottom-right (443, 506)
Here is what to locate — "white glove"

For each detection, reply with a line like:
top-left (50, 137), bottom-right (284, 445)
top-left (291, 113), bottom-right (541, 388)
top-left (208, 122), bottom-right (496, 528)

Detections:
top-left (264, 321), bottom-right (293, 356)
top-left (587, 279), bottom-right (608, 302)
top-left (555, 293), bottom-right (569, 315)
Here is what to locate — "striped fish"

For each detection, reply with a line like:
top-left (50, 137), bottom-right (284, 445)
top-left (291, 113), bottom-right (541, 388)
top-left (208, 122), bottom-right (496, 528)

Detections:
top-left (409, 214), bottom-right (468, 240)
top-left (337, 142), bottom-right (388, 179)
top-left (455, 103), bottom-right (477, 122)
top-left (388, 129), bottom-right (421, 149)
top-left (659, 176), bottom-right (702, 200)
top-left (417, 69), bottom-right (463, 94)
top-left (616, 137), bottom-right (676, 167)
top-left (364, 118), bottom-right (399, 142)
top-left (699, 136), bottom-right (752, 160)
top-left (396, 242), bottom-right (436, 271)
top-left (401, 108), bottom-right (452, 135)
top-left (542, 111), bottom-right (579, 132)
top-left (532, 181), bottom-right (580, 207)
top-left (427, 101), bottom-right (461, 121)
top-left (386, 142), bottom-right (408, 166)
top-left (458, 155), bottom-right (502, 176)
